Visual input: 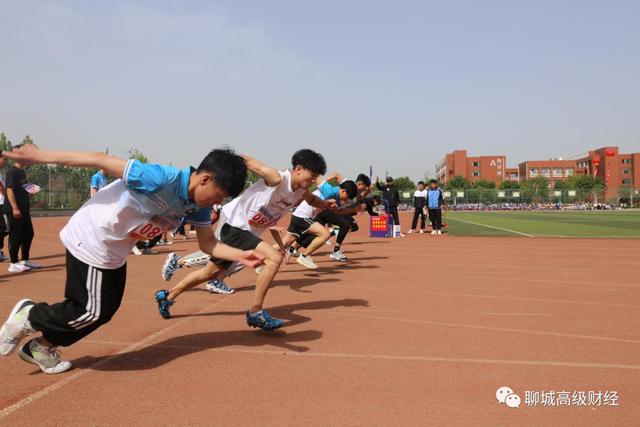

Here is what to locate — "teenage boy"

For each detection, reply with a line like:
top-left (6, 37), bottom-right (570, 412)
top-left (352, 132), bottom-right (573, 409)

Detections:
top-left (408, 181), bottom-right (427, 234)
top-left (288, 173), bottom-right (358, 265)
top-left (155, 149), bottom-right (334, 328)
top-left (0, 144), bottom-right (262, 374)
top-left (427, 179), bottom-right (445, 235)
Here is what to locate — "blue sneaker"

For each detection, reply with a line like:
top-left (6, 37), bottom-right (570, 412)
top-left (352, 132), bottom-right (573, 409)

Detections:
top-left (154, 290), bottom-right (174, 319)
top-left (245, 310), bottom-right (284, 331)
top-left (206, 279), bottom-right (236, 295)
top-left (161, 252), bottom-right (181, 282)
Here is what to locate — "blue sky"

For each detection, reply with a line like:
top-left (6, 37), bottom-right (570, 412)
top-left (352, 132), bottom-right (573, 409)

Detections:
top-left (1, 0), bottom-right (638, 181)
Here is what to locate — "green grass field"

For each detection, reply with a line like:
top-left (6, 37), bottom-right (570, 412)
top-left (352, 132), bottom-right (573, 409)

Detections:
top-left (444, 210), bottom-right (640, 238)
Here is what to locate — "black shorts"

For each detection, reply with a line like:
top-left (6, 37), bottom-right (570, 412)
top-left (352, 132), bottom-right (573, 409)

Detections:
top-left (210, 223), bottom-right (263, 269)
top-left (287, 216), bottom-right (316, 238)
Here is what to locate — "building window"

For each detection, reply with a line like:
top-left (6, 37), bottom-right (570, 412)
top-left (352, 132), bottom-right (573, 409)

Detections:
top-left (529, 168), bottom-right (538, 177)
top-left (552, 168), bottom-right (563, 177)
top-left (565, 168), bottom-right (574, 177)
top-left (623, 169), bottom-right (631, 174)
top-left (472, 161), bottom-right (480, 167)
top-left (472, 171), bottom-right (480, 177)
top-left (623, 158), bottom-right (632, 164)
top-left (622, 179), bottom-right (632, 185)
top-left (541, 168), bottom-right (551, 177)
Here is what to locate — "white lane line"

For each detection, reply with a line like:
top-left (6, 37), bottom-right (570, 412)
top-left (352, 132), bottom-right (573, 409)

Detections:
top-left (447, 217), bottom-right (534, 237)
top-left (65, 342), bottom-right (640, 372)
top-left (326, 311), bottom-right (640, 345)
top-left (481, 313), bottom-right (553, 317)
top-left (0, 297), bottom-right (233, 421)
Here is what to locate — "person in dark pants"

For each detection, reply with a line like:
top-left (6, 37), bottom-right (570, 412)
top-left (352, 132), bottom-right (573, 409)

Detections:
top-left (376, 176), bottom-right (403, 236)
top-left (0, 144), bottom-right (260, 374)
top-left (408, 181), bottom-right (428, 234)
top-left (3, 146), bottom-right (39, 273)
top-left (0, 156), bottom-right (9, 261)
top-left (427, 179), bottom-right (445, 235)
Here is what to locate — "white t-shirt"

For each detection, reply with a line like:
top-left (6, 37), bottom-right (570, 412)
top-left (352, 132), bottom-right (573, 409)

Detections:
top-left (222, 169), bottom-right (305, 236)
top-left (292, 189), bottom-right (321, 219)
top-left (414, 189), bottom-right (428, 198)
top-left (60, 160), bottom-right (211, 270)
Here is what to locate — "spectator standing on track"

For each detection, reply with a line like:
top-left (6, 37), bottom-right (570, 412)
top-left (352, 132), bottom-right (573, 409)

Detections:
top-left (427, 179), bottom-right (444, 235)
top-left (408, 181), bottom-right (427, 234)
top-left (376, 176), bottom-right (403, 235)
top-left (2, 146), bottom-right (40, 272)
top-left (0, 157), bottom-right (8, 261)
top-left (90, 169), bottom-right (108, 197)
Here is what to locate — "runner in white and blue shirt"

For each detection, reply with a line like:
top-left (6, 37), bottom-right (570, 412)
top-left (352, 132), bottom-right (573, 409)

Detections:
top-left (0, 145), bottom-right (260, 374)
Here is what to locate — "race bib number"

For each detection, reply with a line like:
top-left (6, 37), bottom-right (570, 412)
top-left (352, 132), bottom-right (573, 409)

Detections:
top-left (248, 207), bottom-right (279, 228)
top-left (129, 217), bottom-right (175, 240)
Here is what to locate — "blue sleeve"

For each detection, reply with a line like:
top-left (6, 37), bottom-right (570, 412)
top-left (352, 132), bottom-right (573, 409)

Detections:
top-left (123, 159), bottom-right (180, 193)
top-left (183, 207), bottom-right (212, 227)
top-left (319, 181), bottom-right (339, 200)
top-left (91, 174), bottom-right (99, 188)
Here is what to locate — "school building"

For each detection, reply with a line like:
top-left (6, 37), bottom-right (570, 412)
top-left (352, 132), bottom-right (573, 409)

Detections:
top-left (435, 150), bottom-right (507, 185)
top-left (436, 146), bottom-right (640, 200)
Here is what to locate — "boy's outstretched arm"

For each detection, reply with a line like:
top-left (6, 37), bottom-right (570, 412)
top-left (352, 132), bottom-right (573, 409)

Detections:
top-left (2, 145), bottom-right (128, 178)
top-left (302, 190), bottom-right (336, 210)
top-left (196, 226), bottom-right (264, 268)
top-left (242, 154), bottom-right (281, 187)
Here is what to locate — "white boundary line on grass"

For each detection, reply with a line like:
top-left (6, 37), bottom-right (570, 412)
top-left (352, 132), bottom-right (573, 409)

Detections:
top-left (446, 217), bottom-right (534, 237)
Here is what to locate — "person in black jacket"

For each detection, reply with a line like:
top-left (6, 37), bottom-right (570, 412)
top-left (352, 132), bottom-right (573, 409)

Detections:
top-left (408, 181), bottom-right (427, 234)
top-left (426, 179), bottom-right (445, 235)
top-left (375, 176), bottom-right (403, 234)
top-left (3, 146), bottom-right (40, 272)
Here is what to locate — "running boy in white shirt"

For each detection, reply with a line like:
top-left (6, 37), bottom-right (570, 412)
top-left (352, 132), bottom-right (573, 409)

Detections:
top-left (156, 149), bottom-right (334, 330)
top-left (0, 144), bottom-right (262, 374)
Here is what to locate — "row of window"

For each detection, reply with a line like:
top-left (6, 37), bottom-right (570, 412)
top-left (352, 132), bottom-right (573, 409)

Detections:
top-left (529, 168), bottom-right (574, 178)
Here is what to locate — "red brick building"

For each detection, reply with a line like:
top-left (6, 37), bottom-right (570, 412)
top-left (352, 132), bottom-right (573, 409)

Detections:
top-left (517, 159), bottom-right (578, 187)
top-left (436, 150), bottom-right (507, 185)
top-left (574, 147), bottom-right (640, 200)
top-left (436, 146), bottom-right (639, 200)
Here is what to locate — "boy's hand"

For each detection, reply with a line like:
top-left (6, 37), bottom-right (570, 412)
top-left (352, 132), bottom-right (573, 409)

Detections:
top-left (13, 208), bottom-right (22, 219)
top-left (2, 144), bottom-right (44, 166)
top-left (238, 250), bottom-right (265, 268)
top-left (325, 199), bottom-right (338, 210)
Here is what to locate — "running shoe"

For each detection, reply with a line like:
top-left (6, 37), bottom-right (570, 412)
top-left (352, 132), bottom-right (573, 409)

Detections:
top-left (8, 263), bottom-right (30, 273)
top-left (0, 299), bottom-right (35, 355)
top-left (296, 254), bottom-right (318, 269)
top-left (329, 250), bottom-right (348, 262)
top-left (18, 339), bottom-right (72, 374)
top-left (246, 310), bottom-right (284, 331)
top-left (206, 279), bottom-right (236, 295)
top-left (161, 252), bottom-right (181, 281)
top-left (154, 290), bottom-right (174, 319)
